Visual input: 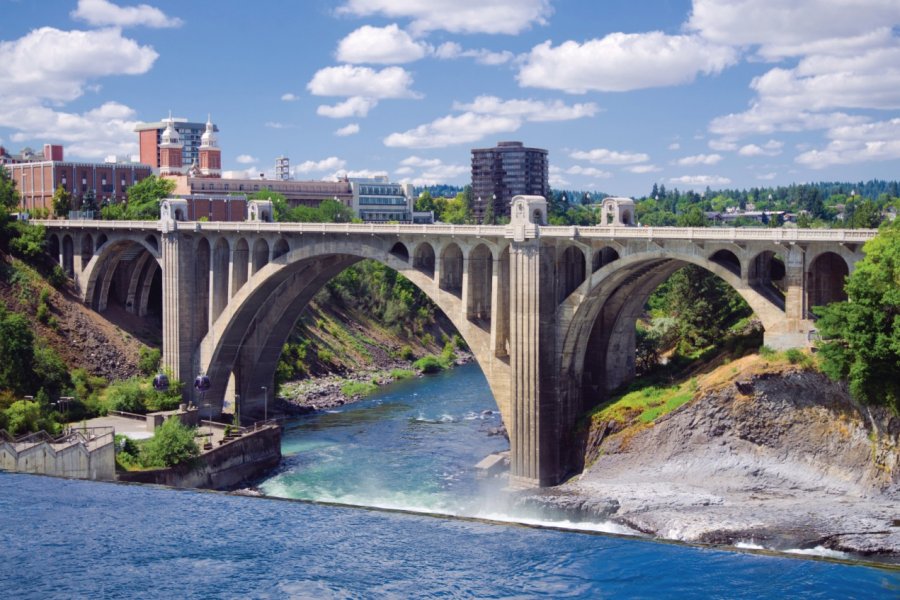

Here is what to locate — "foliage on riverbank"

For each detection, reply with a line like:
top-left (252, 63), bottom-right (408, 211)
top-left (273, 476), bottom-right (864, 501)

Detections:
top-left (115, 418), bottom-right (199, 471)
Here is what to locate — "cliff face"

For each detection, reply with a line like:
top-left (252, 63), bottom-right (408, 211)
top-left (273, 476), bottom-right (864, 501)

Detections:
top-left (530, 358), bottom-right (900, 556)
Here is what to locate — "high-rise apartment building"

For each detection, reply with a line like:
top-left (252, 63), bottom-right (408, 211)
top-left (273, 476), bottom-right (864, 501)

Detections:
top-left (134, 115), bottom-right (218, 168)
top-left (471, 141), bottom-right (549, 222)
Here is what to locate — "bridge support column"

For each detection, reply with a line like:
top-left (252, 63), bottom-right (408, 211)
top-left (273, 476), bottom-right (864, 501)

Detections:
top-left (161, 232), bottom-right (202, 399)
top-left (765, 245), bottom-right (812, 349)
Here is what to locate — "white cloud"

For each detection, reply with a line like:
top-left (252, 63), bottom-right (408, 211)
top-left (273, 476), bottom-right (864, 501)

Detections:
top-left (236, 154), bottom-right (257, 164)
top-left (317, 97), bottom-right (378, 118)
top-left (440, 47), bottom-right (515, 65)
top-left (400, 156), bottom-right (442, 168)
top-left (796, 118), bottom-right (900, 168)
top-left (336, 24), bottom-right (429, 64)
top-left (281, 93), bottom-right (299, 102)
top-left (708, 138), bottom-right (738, 151)
top-left (676, 153), bottom-right (723, 166)
top-left (625, 164), bottom-right (662, 174)
top-left (709, 105), bottom-right (868, 138)
top-left (668, 142), bottom-right (681, 151)
top-left (384, 112), bottom-right (520, 148)
top-left (337, 0), bottom-right (553, 35)
top-left (394, 166), bottom-right (414, 175)
top-left (1, 101), bottom-right (140, 160)
top-left (264, 121), bottom-right (292, 129)
top-left (0, 27), bottom-right (158, 103)
top-left (0, 27), bottom-right (158, 160)
top-left (737, 140), bottom-right (783, 157)
top-left (549, 173), bottom-right (571, 187)
top-left (517, 33), bottom-right (737, 93)
top-left (669, 174), bottom-right (731, 187)
top-left (452, 95), bottom-right (598, 122)
top-left (565, 165), bottom-right (612, 178)
top-left (297, 156), bottom-right (347, 173)
top-left (687, 0), bottom-right (900, 59)
top-left (307, 65), bottom-right (420, 99)
top-left (71, 0), bottom-right (182, 28)
top-left (335, 123), bottom-right (360, 136)
top-left (756, 172), bottom-right (777, 180)
top-left (570, 148), bottom-right (650, 165)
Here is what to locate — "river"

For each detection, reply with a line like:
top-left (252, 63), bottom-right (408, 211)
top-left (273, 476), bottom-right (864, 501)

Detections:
top-left (2, 365), bottom-right (899, 597)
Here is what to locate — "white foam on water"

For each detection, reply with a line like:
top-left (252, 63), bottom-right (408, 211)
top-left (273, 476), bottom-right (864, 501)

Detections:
top-left (784, 546), bottom-right (850, 559)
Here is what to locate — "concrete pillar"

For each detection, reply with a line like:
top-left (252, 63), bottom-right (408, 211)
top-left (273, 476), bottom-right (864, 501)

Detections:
top-left (765, 245), bottom-right (811, 349)
top-left (460, 256), bottom-right (471, 320)
top-left (161, 233), bottom-right (200, 398)
top-left (491, 252), bottom-right (510, 357)
top-left (508, 240), bottom-right (559, 487)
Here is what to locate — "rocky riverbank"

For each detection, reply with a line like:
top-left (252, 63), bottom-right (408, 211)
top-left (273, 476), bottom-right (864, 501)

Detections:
top-left (521, 359), bottom-right (900, 560)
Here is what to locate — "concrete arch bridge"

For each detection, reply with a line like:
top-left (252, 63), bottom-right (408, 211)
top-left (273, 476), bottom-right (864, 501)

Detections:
top-left (36, 197), bottom-right (876, 487)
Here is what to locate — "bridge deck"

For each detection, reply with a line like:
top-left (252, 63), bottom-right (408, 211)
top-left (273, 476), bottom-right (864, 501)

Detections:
top-left (34, 220), bottom-right (878, 243)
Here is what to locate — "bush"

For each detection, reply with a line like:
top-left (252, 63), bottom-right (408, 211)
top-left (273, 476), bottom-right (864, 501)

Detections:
top-left (138, 347), bottom-right (161, 376)
top-left (783, 348), bottom-right (809, 366)
top-left (396, 345), bottom-right (415, 361)
top-left (4, 400), bottom-right (40, 435)
top-left (413, 355), bottom-right (445, 374)
top-left (140, 417), bottom-right (199, 468)
top-left (759, 345), bottom-right (777, 359)
top-left (389, 368), bottom-right (415, 380)
top-left (47, 264), bottom-right (66, 289)
top-left (341, 380), bottom-right (378, 398)
top-left (104, 379), bottom-right (147, 413)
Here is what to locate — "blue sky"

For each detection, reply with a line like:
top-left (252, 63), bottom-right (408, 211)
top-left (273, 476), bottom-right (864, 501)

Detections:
top-left (2, 0), bottom-right (899, 196)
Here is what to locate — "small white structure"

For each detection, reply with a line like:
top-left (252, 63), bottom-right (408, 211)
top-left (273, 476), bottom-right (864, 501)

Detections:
top-left (509, 195), bottom-right (547, 241)
top-left (600, 196), bottom-right (636, 226)
top-left (248, 199), bottom-right (273, 222)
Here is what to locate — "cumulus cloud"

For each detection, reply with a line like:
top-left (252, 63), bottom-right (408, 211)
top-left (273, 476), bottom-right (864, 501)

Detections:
top-left (517, 32), bottom-right (737, 93)
top-left (570, 148), bottom-right (650, 165)
top-left (0, 27), bottom-right (158, 103)
top-left (435, 43), bottom-right (514, 65)
top-left (687, 0), bottom-right (900, 59)
top-left (668, 142), bottom-right (681, 151)
top-left (452, 95), bottom-right (598, 122)
top-left (307, 65), bottom-right (420, 99)
top-left (796, 118), bottom-right (900, 168)
top-left (296, 156), bottom-right (347, 173)
top-left (756, 172), bottom-right (777, 180)
top-left (264, 121), bottom-right (292, 129)
top-left (669, 174), bottom-right (732, 186)
top-left (384, 113), bottom-right (520, 148)
top-left (71, 0), bottom-right (182, 28)
top-left (335, 123), bottom-right (360, 136)
top-left (708, 138), bottom-right (738, 151)
top-left (326, 168), bottom-right (388, 181)
top-left (236, 154), bottom-right (257, 164)
top-left (336, 24), bottom-right (429, 64)
top-left (565, 165), bottom-right (612, 179)
top-left (737, 140), bottom-right (783, 157)
top-left (336, 0), bottom-right (552, 35)
top-left (281, 93), bottom-right (299, 102)
top-left (675, 153), bottom-right (723, 166)
top-left (625, 164), bottom-right (662, 174)
top-left (400, 156), bottom-right (443, 168)
top-left (317, 97), bottom-right (379, 119)
top-left (0, 27), bottom-right (158, 160)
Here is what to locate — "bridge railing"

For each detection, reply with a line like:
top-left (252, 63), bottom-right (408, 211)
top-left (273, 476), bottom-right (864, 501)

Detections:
top-left (32, 219), bottom-right (878, 243)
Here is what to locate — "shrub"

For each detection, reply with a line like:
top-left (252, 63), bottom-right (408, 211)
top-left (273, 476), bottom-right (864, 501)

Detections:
top-left (317, 348), bottom-right (335, 364)
top-left (389, 368), bottom-right (415, 380)
top-left (138, 347), bottom-right (161, 376)
top-left (396, 345), bottom-right (415, 361)
top-left (759, 345), bottom-right (777, 359)
top-left (413, 355), bottom-right (444, 374)
top-left (4, 400), bottom-right (40, 435)
top-left (47, 264), bottom-right (66, 289)
top-left (140, 417), bottom-right (199, 468)
top-left (783, 348), bottom-right (808, 366)
top-left (341, 380), bottom-right (378, 398)
top-left (104, 379), bottom-right (146, 414)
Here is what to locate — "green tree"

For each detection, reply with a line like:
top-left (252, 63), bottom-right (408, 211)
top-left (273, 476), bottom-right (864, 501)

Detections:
top-left (482, 197), bottom-right (496, 225)
top-left (317, 198), bottom-right (354, 223)
top-left (676, 206), bottom-right (709, 227)
top-left (0, 165), bottom-right (19, 211)
top-left (815, 220), bottom-right (900, 410)
top-left (81, 189), bottom-right (98, 213)
top-left (51, 184), bottom-right (71, 217)
top-left (0, 306), bottom-right (36, 395)
top-left (4, 400), bottom-right (40, 435)
top-left (415, 190), bottom-right (436, 213)
top-left (121, 175), bottom-right (176, 220)
top-left (251, 189), bottom-right (289, 220)
top-left (8, 222), bottom-right (47, 259)
top-left (140, 417), bottom-right (199, 467)
top-left (666, 266), bottom-right (750, 354)
top-left (848, 200), bottom-right (882, 229)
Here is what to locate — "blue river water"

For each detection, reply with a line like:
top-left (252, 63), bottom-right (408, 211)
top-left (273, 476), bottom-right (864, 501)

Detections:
top-left (2, 364), bottom-right (899, 597)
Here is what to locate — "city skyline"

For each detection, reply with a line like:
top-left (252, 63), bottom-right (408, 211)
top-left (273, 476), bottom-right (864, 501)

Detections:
top-left (1, 0), bottom-right (899, 197)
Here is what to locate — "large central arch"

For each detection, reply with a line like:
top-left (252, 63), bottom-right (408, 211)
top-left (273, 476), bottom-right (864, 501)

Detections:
top-left (195, 236), bottom-right (511, 426)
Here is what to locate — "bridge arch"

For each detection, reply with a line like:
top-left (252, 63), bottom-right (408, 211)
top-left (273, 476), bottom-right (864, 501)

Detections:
top-left (81, 236), bottom-right (160, 310)
top-left (806, 250), bottom-right (849, 313)
top-left (232, 238), bottom-right (249, 296)
top-left (440, 242), bottom-right (464, 296)
top-left (195, 236), bottom-right (508, 424)
top-left (559, 249), bottom-right (784, 423)
top-left (251, 238), bottom-right (269, 274)
top-left (412, 241), bottom-right (436, 277)
top-left (591, 245), bottom-right (620, 272)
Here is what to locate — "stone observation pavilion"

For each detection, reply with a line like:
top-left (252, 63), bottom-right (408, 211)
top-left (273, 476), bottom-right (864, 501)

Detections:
top-left (36, 196), bottom-right (876, 487)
